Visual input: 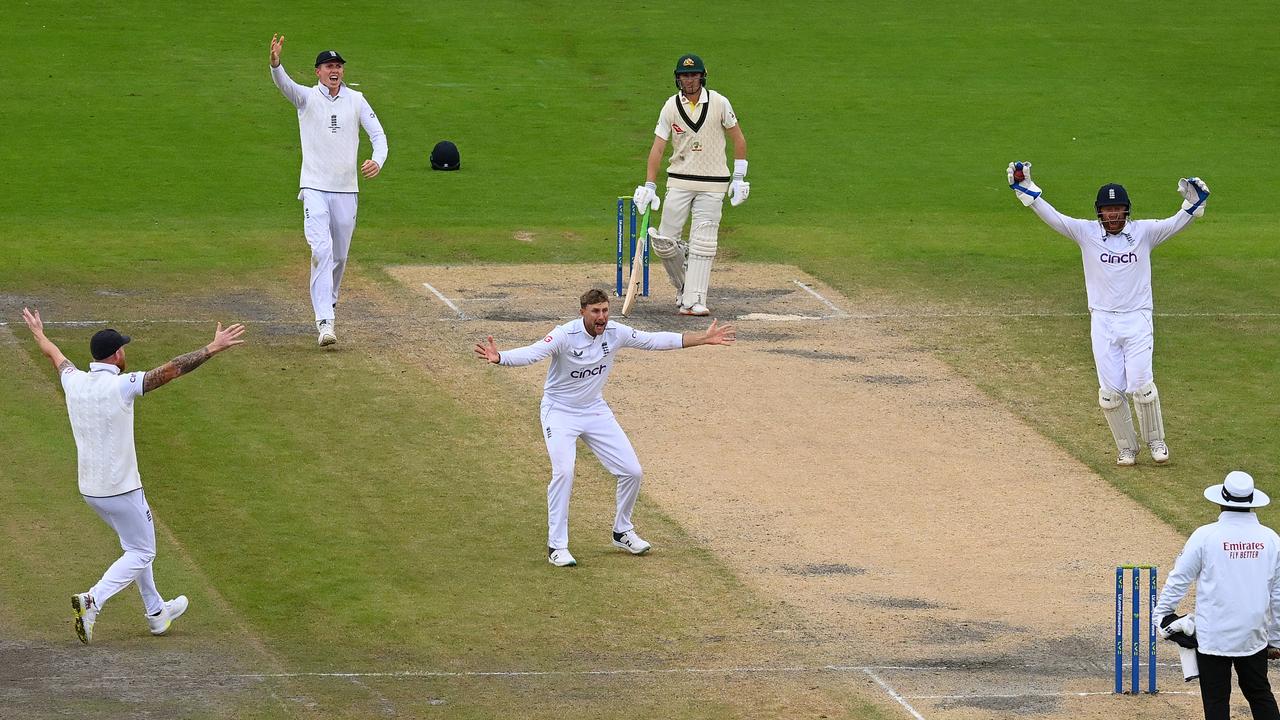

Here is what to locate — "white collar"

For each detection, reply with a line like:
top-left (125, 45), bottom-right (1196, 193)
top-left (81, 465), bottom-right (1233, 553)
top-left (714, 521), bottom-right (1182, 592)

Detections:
top-left (681, 88), bottom-right (709, 106)
top-left (89, 362), bottom-right (121, 375)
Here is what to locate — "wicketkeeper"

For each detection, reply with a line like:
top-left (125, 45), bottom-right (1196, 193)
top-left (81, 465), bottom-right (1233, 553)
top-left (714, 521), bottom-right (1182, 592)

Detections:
top-left (1008, 161), bottom-right (1209, 466)
top-left (633, 53), bottom-right (749, 316)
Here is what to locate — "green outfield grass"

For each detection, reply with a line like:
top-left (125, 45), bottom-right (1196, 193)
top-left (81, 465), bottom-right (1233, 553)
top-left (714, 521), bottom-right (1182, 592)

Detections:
top-left (3, 1), bottom-right (1278, 717)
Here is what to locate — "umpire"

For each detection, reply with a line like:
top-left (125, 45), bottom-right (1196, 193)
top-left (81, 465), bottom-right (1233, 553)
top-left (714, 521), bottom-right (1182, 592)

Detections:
top-left (1154, 471), bottom-right (1280, 719)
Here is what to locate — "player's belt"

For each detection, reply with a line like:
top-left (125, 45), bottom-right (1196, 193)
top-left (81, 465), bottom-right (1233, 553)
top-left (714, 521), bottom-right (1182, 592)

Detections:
top-left (667, 172), bottom-right (731, 183)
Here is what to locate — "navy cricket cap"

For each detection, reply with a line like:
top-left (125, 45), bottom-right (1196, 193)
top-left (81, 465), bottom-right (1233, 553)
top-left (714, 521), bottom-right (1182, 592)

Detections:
top-left (430, 141), bottom-right (460, 171)
top-left (315, 50), bottom-right (346, 67)
top-left (90, 329), bottom-right (131, 360)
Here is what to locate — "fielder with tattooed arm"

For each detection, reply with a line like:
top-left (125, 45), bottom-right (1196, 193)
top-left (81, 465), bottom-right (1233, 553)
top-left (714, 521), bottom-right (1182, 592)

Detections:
top-left (22, 308), bottom-right (245, 644)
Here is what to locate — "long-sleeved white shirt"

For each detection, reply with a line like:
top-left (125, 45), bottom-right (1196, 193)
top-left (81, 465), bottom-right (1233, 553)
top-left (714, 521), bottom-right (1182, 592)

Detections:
top-left (499, 319), bottom-right (682, 409)
top-left (1153, 511), bottom-right (1280, 655)
top-left (60, 363), bottom-right (146, 497)
top-left (271, 64), bottom-right (388, 193)
top-left (1029, 197), bottom-right (1195, 312)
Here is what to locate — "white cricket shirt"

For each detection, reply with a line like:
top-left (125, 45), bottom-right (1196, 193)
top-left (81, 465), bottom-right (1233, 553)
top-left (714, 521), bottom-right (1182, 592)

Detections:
top-left (1154, 511), bottom-right (1280, 656)
top-left (499, 319), bottom-right (682, 409)
top-left (272, 64), bottom-right (388, 193)
top-left (60, 363), bottom-right (146, 497)
top-left (653, 88), bottom-right (739, 192)
top-left (1030, 198), bottom-right (1195, 312)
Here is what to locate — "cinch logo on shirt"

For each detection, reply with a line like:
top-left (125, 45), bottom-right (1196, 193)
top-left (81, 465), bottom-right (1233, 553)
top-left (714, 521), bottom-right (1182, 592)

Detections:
top-left (570, 364), bottom-right (607, 379)
top-left (1224, 540), bottom-right (1266, 559)
top-left (1100, 252), bottom-right (1137, 264)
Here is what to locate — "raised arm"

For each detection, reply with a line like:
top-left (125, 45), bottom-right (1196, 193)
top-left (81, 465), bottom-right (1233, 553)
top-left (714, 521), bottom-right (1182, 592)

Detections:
top-left (22, 307), bottom-right (73, 374)
top-left (269, 33), bottom-right (308, 109)
top-left (681, 319), bottom-right (736, 348)
top-left (142, 322), bottom-right (246, 393)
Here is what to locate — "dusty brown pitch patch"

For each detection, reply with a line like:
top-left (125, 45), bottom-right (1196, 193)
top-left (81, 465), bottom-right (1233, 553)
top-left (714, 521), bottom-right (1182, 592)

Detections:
top-left (390, 262), bottom-right (1197, 720)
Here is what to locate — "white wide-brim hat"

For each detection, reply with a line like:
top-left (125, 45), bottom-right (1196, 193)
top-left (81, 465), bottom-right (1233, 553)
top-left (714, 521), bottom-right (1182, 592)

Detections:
top-left (1204, 471), bottom-right (1270, 508)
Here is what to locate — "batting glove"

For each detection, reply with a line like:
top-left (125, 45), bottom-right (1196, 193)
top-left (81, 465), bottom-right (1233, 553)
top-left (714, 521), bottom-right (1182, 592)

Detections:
top-left (633, 182), bottom-right (660, 212)
top-left (1007, 161), bottom-right (1042, 207)
top-left (729, 159), bottom-right (750, 207)
top-left (1178, 177), bottom-right (1209, 217)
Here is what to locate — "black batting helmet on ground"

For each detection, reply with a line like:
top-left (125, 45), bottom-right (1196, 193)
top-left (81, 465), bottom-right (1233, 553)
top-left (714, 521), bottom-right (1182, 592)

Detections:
top-left (430, 141), bottom-right (460, 171)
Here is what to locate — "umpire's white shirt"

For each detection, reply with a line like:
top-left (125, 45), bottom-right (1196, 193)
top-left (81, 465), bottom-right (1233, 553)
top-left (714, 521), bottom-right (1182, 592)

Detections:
top-left (498, 319), bottom-right (682, 408)
top-left (1154, 511), bottom-right (1280, 656)
top-left (272, 65), bottom-right (388, 193)
top-left (60, 363), bottom-right (146, 497)
top-left (1030, 198), bottom-right (1195, 312)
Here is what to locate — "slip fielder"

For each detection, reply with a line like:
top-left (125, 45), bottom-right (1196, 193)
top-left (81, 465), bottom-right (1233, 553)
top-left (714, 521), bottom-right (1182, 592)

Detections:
top-left (270, 34), bottom-right (388, 347)
top-left (1008, 161), bottom-right (1210, 466)
top-left (633, 53), bottom-right (749, 316)
top-left (474, 288), bottom-right (736, 566)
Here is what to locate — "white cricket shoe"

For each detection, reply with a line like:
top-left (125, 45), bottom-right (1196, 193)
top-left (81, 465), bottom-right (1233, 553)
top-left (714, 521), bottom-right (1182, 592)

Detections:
top-left (1117, 448), bottom-right (1138, 466)
top-left (317, 319), bottom-right (337, 347)
top-left (72, 592), bottom-right (97, 645)
top-left (147, 595), bottom-right (189, 636)
top-left (1149, 441), bottom-right (1170, 464)
top-left (548, 547), bottom-right (577, 567)
top-left (678, 303), bottom-right (710, 317)
top-left (612, 530), bottom-right (652, 555)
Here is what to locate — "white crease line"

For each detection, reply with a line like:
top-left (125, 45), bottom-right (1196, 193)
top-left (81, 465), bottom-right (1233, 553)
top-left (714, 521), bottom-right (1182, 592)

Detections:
top-left (864, 669), bottom-right (927, 720)
top-left (422, 283), bottom-right (466, 320)
top-left (906, 690), bottom-right (1199, 699)
top-left (792, 280), bottom-right (849, 317)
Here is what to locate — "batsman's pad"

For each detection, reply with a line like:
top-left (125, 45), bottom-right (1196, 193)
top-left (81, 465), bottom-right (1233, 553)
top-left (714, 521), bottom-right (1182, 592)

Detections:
top-left (681, 222), bottom-right (718, 309)
top-left (1132, 381), bottom-right (1166, 444)
top-left (1098, 387), bottom-right (1140, 452)
top-left (647, 227), bottom-right (687, 293)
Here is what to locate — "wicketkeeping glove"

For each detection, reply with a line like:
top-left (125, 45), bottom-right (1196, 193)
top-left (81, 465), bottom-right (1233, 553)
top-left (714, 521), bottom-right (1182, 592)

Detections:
top-left (1008, 161), bottom-right (1042, 207)
top-left (1178, 177), bottom-right (1210, 217)
top-left (633, 182), bottom-right (660, 212)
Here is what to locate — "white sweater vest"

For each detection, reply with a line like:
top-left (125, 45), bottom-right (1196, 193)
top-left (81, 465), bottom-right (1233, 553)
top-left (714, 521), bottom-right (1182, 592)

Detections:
top-left (63, 370), bottom-right (142, 497)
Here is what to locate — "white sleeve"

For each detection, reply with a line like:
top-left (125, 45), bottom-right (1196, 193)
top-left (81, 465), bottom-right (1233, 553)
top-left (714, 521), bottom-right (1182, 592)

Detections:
top-left (359, 96), bottom-right (388, 168)
top-left (1139, 212), bottom-right (1196, 249)
top-left (59, 366), bottom-right (78, 389)
top-left (1029, 197), bottom-right (1094, 246)
top-left (720, 94), bottom-right (739, 129)
top-left (615, 324), bottom-right (682, 351)
top-left (654, 101), bottom-right (672, 140)
top-left (498, 328), bottom-right (564, 367)
top-left (271, 64), bottom-right (309, 110)
top-left (118, 371), bottom-right (145, 402)
top-left (1153, 532), bottom-right (1204, 619)
top-left (1269, 531), bottom-right (1280, 647)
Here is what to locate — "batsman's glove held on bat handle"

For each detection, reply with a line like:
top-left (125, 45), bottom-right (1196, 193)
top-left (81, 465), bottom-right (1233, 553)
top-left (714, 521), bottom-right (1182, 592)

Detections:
top-left (633, 182), bottom-right (660, 212)
top-left (1178, 177), bottom-right (1209, 217)
top-left (1007, 161), bottom-right (1041, 207)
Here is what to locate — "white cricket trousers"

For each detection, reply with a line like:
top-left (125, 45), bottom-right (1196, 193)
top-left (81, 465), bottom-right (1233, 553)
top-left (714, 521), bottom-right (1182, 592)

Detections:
top-left (300, 189), bottom-right (358, 322)
top-left (540, 399), bottom-right (642, 551)
top-left (83, 488), bottom-right (164, 615)
top-left (1090, 309), bottom-right (1154, 394)
top-left (658, 188), bottom-right (724, 245)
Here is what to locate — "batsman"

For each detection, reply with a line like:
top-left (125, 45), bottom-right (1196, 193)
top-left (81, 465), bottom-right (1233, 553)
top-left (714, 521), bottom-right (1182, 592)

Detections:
top-left (1008, 161), bottom-right (1210, 466)
top-left (633, 53), bottom-right (749, 316)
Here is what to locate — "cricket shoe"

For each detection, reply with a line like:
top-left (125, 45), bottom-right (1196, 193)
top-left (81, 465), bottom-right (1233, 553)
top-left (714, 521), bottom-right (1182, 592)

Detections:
top-left (1117, 448), bottom-right (1138, 467)
top-left (612, 530), bottom-right (651, 555)
top-left (548, 547), bottom-right (577, 567)
top-left (147, 595), bottom-right (189, 636)
top-left (317, 319), bottom-right (337, 347)
top-left (72, 592), bottom-right (97, 645)
top-left (1149, 441), bottom-right (1170, 464)
top-left (678, 303), bottom-right (710, 317)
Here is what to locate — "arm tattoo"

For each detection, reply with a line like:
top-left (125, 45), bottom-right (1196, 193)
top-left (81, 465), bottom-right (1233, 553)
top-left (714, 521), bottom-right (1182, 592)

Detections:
top-left (143, 347), bottom-right (212, 393)
top-left (57, 359), bottom-right (74, 374)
